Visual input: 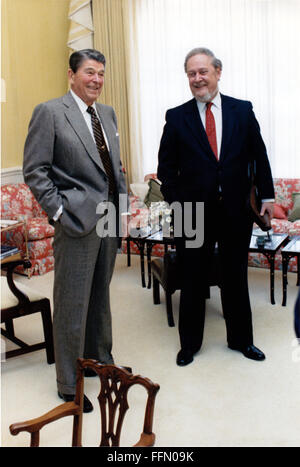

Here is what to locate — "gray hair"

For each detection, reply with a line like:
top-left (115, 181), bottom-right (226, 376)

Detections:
top-left (69, 49), bottom-right (106, 73)
top-left (184, 47), bottom-right (222, 72)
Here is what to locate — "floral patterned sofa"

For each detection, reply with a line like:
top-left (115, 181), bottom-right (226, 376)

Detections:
top-left (1, 183), bottom-right (54, 276)
top-left (124, 177), bottom-right (300, 272)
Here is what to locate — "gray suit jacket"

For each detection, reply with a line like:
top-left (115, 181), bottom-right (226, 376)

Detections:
top-left (23, 92), bottom-right (127, 237)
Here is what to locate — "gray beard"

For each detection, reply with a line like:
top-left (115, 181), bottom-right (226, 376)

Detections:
top-left (196, 87), bottom-right (219, 103)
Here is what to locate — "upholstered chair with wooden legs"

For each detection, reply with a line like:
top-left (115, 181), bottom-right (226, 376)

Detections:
top-left (1, 259), bottom-right (55, 363)
top-left (152, 248), bottom-right (221, 327)
top-left (10, 358), bottom-right (160, 447)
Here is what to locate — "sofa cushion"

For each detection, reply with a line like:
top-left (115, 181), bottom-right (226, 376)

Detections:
top-left (271, 218), bottom-right (292, 234)
top-left (1, 276), bottom-right (46, 309)
top-left (288, 193), bottom-right (300, 222)
top-left (144, 179), bottom-right (164, 207)
top-left (288, 220), bottom-right (300, 236)
top-left (274, 178), bottom-right (300, 213)
top-left (273, 203), bottom-right (287, 219)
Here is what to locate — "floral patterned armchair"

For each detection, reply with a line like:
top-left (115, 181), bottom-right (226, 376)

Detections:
top-left (1, 183), bottom-right (54, 276)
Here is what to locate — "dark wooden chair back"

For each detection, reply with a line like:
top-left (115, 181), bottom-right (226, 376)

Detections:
top-left (1, 259), bottom-right (54, 363)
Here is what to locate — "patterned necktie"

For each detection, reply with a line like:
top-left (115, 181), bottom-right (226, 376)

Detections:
top-left (87, 106), bottom-right (116, 194)
top-left (205, 102), bottom-right (218, 160)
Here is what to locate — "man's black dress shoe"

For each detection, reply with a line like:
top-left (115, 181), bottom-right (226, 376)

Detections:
top-left (228, 344), bottom-right (266, 361)
top-left (176, 349), bottom-right (194, 366)
top-left (58, 392), bottom-right (93, 413)
top-left (84, 368), bottom-right (97, 377)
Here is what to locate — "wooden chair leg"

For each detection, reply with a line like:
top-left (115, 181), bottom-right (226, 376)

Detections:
top-left (165, 292), bottom-right (175, 327)
top-left (153, 276), bottom-right (160, 304)
top-left (5, 319), bottom-right (15, 337)
top-left (40, 300), bottom-right (55, 364)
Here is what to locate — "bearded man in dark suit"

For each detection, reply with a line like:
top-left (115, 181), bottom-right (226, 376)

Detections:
top-left (157, 47), bottom-right (274, 366)
top-left (23, 49), bottom-right (128, 410)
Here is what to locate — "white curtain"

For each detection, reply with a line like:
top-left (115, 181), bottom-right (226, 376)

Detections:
top-left (126, 0), bottom-right (300, 180)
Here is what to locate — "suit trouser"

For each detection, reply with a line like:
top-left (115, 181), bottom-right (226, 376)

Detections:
top-left (176, 198), bottom-right (253, 352)
top-left (52, 222), bottom-right (119, 394)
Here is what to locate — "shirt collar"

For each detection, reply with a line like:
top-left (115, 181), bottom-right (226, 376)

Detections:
top-left (70, 89), bottom-right (97, 114)
top-left (196, 91), bottom-right (221, 113)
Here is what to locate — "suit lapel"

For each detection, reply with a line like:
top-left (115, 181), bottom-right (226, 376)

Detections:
top-left (184, 95), bottom-right (238, 163)
top-left (184, 99), bottom-right (218, 163)
top-left (219, 94), bottom-right (237, 162)
top-left (62, 92), bottom-right (106, 173)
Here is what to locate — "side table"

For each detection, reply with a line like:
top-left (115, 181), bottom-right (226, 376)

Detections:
top-left (145, 231), bottom-right (175, 289)
top-left (126, 235), bottom-right (148, 288)
top-left (249, 233), bottom-right (289, 305)
top-left (281, 235), bottom-right (300, 306)
top-left (126, 230), bottom-right (175, 288)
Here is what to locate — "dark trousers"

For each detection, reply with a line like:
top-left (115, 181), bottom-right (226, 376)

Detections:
top-left (176, 198), bottom-right (253, 351)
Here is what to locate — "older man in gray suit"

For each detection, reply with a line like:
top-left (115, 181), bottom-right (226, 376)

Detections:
top-left (23, 49), bottom-right (128, 412)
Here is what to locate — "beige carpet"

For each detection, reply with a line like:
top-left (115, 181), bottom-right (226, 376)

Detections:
top-left (1, 254), bottom-right (300, 447)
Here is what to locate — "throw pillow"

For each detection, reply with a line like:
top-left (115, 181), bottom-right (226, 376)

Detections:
top-left (273, 203), bottom-right (287, 219)
top-left (288, 193), bottom-right (300, 222)
top-left (144, 178), bottom-right (164, 207)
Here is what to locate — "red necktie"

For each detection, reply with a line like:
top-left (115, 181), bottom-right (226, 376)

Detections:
top-left (205, 102), bottom-right (218, 160)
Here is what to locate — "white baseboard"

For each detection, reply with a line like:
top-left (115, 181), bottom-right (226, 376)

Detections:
top-left (1, 167), bottom-right (24, 185)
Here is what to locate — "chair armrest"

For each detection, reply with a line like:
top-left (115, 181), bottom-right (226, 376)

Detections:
top-left (10, 401), bottom-right (80, 437)
top-left (133, 432), bottom-right (156, 447)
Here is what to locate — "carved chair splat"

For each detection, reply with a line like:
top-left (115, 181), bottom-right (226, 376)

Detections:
top-left (10, 358), bottom-right (160, 447)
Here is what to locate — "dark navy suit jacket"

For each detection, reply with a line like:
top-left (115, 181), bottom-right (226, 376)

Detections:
top-left (157, 94), bottom-right (274, 219)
